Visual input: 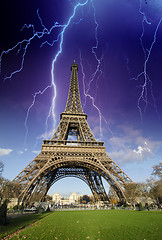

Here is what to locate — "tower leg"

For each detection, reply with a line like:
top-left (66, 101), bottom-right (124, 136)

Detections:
top-left (86, 170), bottom-right (109, 202)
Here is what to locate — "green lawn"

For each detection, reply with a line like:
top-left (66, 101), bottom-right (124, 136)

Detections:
top-left (1, 210), bottom-right (162, 240)
top-left (0, 212), bottom-right (51, 239)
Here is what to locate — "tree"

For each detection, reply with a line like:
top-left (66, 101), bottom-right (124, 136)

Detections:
top-left (124, 164), bottom-right (162, 207)
top-left (80, 195), bottom-right (91, 204)
top-left (147, 178), bottom-right (162, 205)
top-left (0, 176), bottom-right (6, 202)
top-left (110, 198), bottom-right (117, 205)
top-left (0, 199), bottom-right (7, 225)
top-left (0, 162), bottom-right (4, 203)
top-left (125, 183), bottom-right (139, 207)
top-left (146, 163), bottom-right (162, 206)
top-left (0, 177), bottom-right (21, 200)
top-left (134, 182), bottom-right (150, 199)
top-left (0, 161), bottom-right (4, 177)
top-left (152, 163), bottom-right (162, 179)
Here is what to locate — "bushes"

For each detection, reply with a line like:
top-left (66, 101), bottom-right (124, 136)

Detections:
top-left (138, 202), bottom-right (144, 211)
top-left (111, 204), bottom-right (115, 209)
top-left (13, 205), bottom-right (23, 211)
top-left (13, 205), bottom-right (18, 211)
top-left (36, 205), bottom-right (45, 214)
top-left (0, 200), bottom-right (7, 225)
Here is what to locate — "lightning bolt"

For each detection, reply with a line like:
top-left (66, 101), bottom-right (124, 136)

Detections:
top-left (0, 9), bottom-right (65, 81)
top-left (3, 0), bottom-right (155, 146)
top-left (80, 51), bottom-right (114, 141)
top-left (85, 0), bottom-right (104, 100)
top-left (79, 51), bottom-right (103, 139)
top-left (80, 0), bottom-right (103, 138)
top-left (79, 0), bottom-right (112, 140)
top-left (130, 0), bottom-right (162, 119)
top-left (24, 85), bottom-right (52, 146)
top-left (0, 1), bottom-right (90, 146)
top-left (48, 0), bottom-right (89, 134)
top-left (78, 0), bottom-right (104, 140)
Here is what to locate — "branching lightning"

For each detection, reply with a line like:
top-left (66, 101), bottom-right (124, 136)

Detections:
top-left (1, 0), bottom-right (160, 147)
top-left (79, 0), bottom-right (106, 140)
top-left (79, 51), bottom-right (103, 139)
top-left (0, 0), bottom-right (113, 144)
top-left (80, 50), bottom-right (114, 141)
top-left (0, 9), bottom-right (65, 80)
top-left (24, 85), bottom-right (52, 145)
top-left (48, 0), bottom-right (89, 133)
top-left (130, 0), bottom-right (162, 119)
top-left (0, 0), bottom-right (90, 145)
top-left (88, 0), bottom-right (104, 94)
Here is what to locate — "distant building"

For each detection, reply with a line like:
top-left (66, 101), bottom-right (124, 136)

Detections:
top-left (69, 192), bottom-right (80, 203)
top-left (52, 193), bottom-right (62, 203)
top-left (52, 192), bottom-right (92, 205)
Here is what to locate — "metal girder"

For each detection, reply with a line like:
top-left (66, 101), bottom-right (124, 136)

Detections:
top-left (12, 61), bottom-right (133, 205)
top-left (13, 151), bottom-right (132, 204)
top-left (65, 62), bottom-right (83, 114)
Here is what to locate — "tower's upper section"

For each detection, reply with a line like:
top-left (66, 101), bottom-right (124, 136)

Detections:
top-left (64, 61), bottom-right (84, 114)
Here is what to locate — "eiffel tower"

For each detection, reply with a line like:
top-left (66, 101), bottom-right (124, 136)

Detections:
top-left (13, 61), bottom-right (133, 205)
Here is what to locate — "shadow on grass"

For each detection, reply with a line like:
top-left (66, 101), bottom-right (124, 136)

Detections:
top-left (0, 212), bottom-right (52, 239)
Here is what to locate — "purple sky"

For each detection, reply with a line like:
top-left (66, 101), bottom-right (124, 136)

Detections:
top-left (0, 0), bottom-right (162, 196)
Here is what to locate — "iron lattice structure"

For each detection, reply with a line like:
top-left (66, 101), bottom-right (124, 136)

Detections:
top-left (13, 61), bottom-right (133, 204)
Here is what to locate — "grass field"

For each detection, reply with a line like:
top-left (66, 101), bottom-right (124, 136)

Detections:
top-left (1, 210), bottom-right (162, 240)
top-left (0, 213), bottom-right (51, 239)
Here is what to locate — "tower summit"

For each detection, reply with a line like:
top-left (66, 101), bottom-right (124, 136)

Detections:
top-left (65, 61), bottom-right (84, 114)
top-left (12, 61), bottom-right (133, 205)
